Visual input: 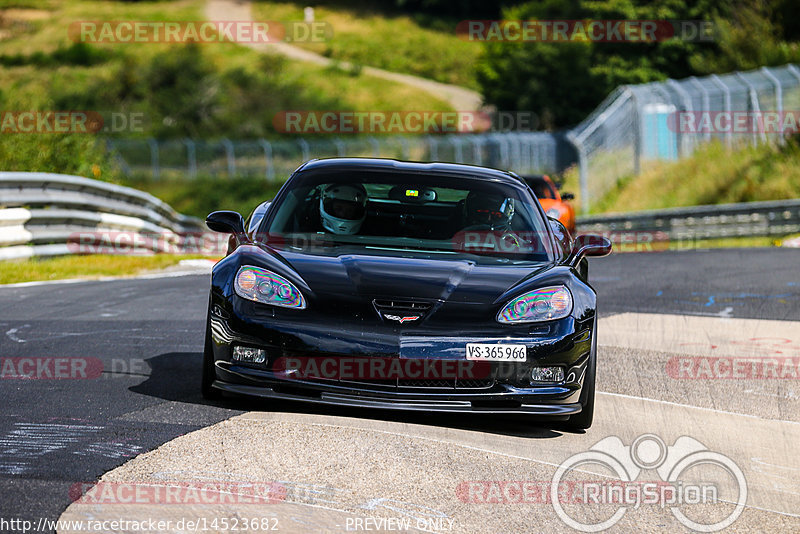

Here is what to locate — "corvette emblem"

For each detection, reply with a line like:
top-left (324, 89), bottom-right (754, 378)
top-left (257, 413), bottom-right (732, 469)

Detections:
top-left (383, 314), bottom-right (420, 323)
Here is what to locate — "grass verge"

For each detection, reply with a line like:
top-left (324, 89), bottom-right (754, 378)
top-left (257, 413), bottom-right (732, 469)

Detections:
top-left (252, 0), bottom-right (480, 89)
top-left (0, 254), bottom-right (209, 285)
top-left (561, 138), bottom-right (800, 215)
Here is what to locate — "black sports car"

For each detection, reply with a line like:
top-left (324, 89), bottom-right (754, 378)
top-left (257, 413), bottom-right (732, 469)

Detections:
top-left (203, 158), bottom-right (611, 429)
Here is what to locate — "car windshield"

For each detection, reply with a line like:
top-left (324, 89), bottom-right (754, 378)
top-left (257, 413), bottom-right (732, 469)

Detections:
top-left (264, 169), bottom-right (554, 263)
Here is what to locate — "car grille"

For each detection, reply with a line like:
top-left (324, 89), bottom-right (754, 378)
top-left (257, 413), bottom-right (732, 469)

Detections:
top-left (310, 375), bottom-right (496, 391)
top-left (456, 378), bottom-right (497, 389)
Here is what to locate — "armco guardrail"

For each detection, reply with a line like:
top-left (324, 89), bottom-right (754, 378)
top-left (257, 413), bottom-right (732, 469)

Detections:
top-left (0, 172), bottom-right (206, 260)
top-left (577, 199), bottom-right (800, 242)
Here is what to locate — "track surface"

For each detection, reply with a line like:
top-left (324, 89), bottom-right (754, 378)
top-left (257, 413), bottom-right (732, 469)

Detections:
top-left (0, 248), bottom-right (798, 532)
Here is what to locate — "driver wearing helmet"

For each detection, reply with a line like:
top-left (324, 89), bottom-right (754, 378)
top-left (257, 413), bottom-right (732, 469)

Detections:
top-left (463, 191), bottom-right (515, 232)
top-left (319, 183), bottom-right (368, 235)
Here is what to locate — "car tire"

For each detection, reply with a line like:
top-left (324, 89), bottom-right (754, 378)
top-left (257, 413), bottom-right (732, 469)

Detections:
top-left (201, 311), bottom-right (221, 400)
top-left (565, 319), bottom-right (597, 430)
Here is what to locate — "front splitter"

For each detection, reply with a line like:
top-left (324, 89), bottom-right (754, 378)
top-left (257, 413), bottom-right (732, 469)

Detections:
top-left (212, 381), bottom-right (581, 416)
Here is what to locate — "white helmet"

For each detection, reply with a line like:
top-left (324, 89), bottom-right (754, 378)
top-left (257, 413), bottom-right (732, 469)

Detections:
top-left (320, 183), bottom-right (368, 235)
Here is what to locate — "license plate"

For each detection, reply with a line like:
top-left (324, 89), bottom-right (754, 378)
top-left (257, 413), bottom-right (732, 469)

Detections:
top-left (465, 343), bottom-right (527, 361)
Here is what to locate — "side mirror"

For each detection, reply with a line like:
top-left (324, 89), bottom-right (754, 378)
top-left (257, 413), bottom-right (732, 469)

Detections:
top-left (548, 217), bottom-right (572, 257)
top-left (206, 210), bottom-right (246, 235)
top-left (567, 234), bottom-right (612, 267)
top-left (561, 192), bottom-right (575, 201)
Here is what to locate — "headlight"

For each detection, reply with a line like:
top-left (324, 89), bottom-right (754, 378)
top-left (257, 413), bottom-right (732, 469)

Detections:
top-left (546, 208), bottom-right (561, 219)
top-left (497, 286), bottom-right (572, 324)
top-left (234, 266), bottom-right (307, 309)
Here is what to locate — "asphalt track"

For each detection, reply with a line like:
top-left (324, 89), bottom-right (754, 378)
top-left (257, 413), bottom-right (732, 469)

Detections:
top-left (0, 248), bottom-right (798, 533)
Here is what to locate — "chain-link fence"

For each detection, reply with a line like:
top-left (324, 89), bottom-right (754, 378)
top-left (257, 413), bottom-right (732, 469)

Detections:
top-left (569, 63), bottom-right (800, 212)
top-left (107, 132), bottom-right (575, 182)
top-left (107, 63), bottom-right (800, 213)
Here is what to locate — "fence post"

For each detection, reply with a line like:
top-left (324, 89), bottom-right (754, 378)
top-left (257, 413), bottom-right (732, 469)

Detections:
top-left (450, 136), bottom-right (463, 163)
top-left (688, 76), bottom-right (711, 142)
top-left (667, 79), bottom-right (693, 156)
top-left (147, 138), bottom-right (160, 180)
top-left (221, 138), bottom-right (236, 177)
top-left (566, 131), bottom-right (589, 214)
top-left (399, 137), bottom-right (410, 160)
top-left (628, 88), bottom-right (641, 174)
top-left (518, 133), bottom-right (532, 172)
top-left (427, 136), bottom-right (438, 160)
top-left (761, 67), bottom-right (784, 144)
top-left (183, 139), bottom-right (197, 179)
top-left (367, 137), bottom-right (380, 157)
top-left (710, 74), bottom-right (732, 147)
top-left (333, 137), bottom-right (346, 157)
top-left (297, 138), bottom-right (310, 162)
top-left (736, 73), bottom-right (766, 145)
top-left (258, 139), bottom-right (275, 181)
top-left (471, 136), bottom-right (483, 166)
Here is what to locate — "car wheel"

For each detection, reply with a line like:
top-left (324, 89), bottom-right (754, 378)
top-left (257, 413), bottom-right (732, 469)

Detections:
top-left (201, 311), bottom-right (221, 400)
top-left (565, 320), bottom-right (597, 430)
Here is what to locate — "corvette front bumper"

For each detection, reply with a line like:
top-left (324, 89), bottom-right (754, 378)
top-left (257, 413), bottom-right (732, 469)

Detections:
top-left (207, 298), bottom-right (595, 416)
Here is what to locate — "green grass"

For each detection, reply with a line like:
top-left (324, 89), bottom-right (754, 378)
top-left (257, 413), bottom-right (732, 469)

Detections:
top-left (0, 0), bottom-right (453, 186)
top-left (0, 254), bottom-right (208, 285)
top-left (560, 138), bottom-right (800, 215)
top-left (252, 1), bottom-right (481, 89)
top-left (0, 0), bottom-right (451, 121)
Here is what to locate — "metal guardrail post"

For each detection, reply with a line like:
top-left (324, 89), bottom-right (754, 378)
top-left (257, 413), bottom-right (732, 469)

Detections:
top-left (184, 139), bottom-right (197, 179)
top-left (147, 138), bottom-right (160, 180)
top-left (258, 139), bottom-right (275, 181)
top-left (761, 67), bottom-right (784, 144)
top-left (710, 74), bottom-right (732, 147)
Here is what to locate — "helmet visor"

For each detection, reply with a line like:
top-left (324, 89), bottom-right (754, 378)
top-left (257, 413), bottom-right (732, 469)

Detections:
top-left (323, 198), bottom-right (366, 221)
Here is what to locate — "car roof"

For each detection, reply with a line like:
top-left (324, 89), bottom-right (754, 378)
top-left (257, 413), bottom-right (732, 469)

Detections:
top-left (296, 157), bottom-right (527, 188)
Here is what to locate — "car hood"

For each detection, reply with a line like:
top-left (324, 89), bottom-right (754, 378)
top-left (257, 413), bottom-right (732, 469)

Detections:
top-left (273, 248), bottom-right (550, 305)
